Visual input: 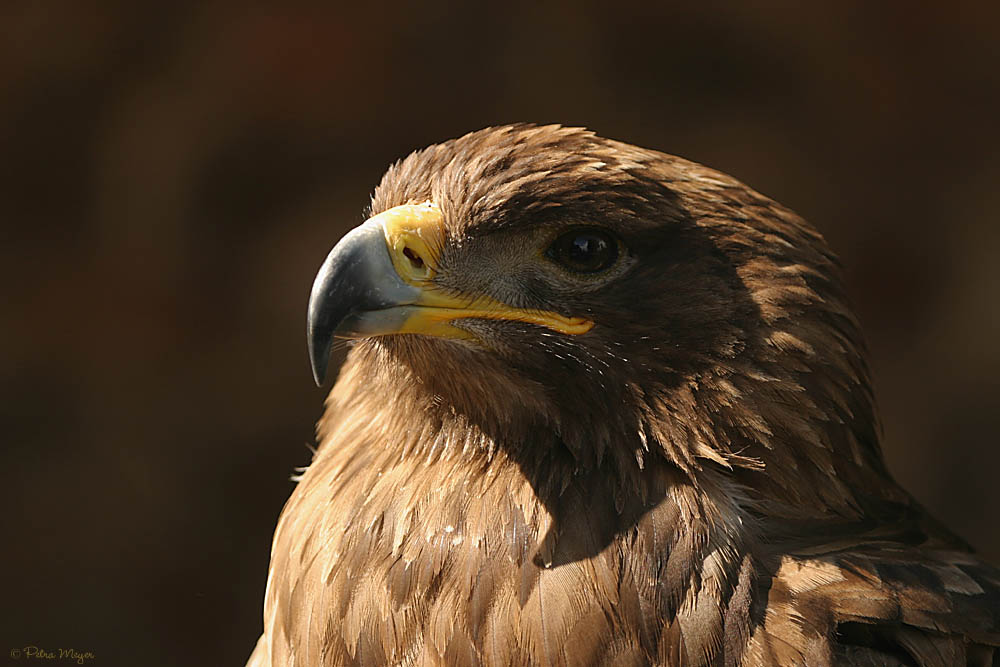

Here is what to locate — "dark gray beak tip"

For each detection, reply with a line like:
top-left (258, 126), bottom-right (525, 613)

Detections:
top-left (307, 261), bottom-right (336, 387)
top-left (307, 293), bottom-right (335, 387)
top-left (307, 242), bottom-right (347, 389)
top-left (308, 331), bottom-right (330, 387)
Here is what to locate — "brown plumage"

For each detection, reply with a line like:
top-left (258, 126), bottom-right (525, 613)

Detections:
top-left (249, 125), bottom-right (1000, 666)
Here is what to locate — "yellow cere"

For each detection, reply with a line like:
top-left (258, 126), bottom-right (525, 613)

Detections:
top-left (375, 202), bottom-right (446, 284)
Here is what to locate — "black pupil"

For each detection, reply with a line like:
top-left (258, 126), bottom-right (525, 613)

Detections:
top-left (551, 230), bottom-right (617, 272)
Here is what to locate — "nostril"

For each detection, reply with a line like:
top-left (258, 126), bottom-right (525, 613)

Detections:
top-left (403, 246), bottom-right (425, 270)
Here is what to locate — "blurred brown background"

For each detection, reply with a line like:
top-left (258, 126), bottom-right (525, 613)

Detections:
top-left (2, 2), bottom-right (998, 665)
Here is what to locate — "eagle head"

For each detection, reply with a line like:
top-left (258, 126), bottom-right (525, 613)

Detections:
top-left (307, 124), bottom-right (883, 511)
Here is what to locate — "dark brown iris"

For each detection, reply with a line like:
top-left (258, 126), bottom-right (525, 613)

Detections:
top-left (546, 228), bottom-right (619, 273)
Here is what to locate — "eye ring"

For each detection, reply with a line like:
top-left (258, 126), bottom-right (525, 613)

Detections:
top-left (545, 227), bottom-right (620, 274)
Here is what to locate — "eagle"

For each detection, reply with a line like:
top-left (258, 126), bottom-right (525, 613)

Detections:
top-left (249, 124), bottom-right (1000, 666)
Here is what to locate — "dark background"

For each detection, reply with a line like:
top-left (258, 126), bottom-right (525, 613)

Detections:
top-left (2, 2), bottom-right (998, 665)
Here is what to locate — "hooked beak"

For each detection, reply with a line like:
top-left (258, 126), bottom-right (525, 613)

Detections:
top-left (306, 202), bottom-right (593, 385)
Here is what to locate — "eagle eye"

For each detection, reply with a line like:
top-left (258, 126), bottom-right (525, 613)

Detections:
top-left (546, 228), bottom-right (620, 274)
